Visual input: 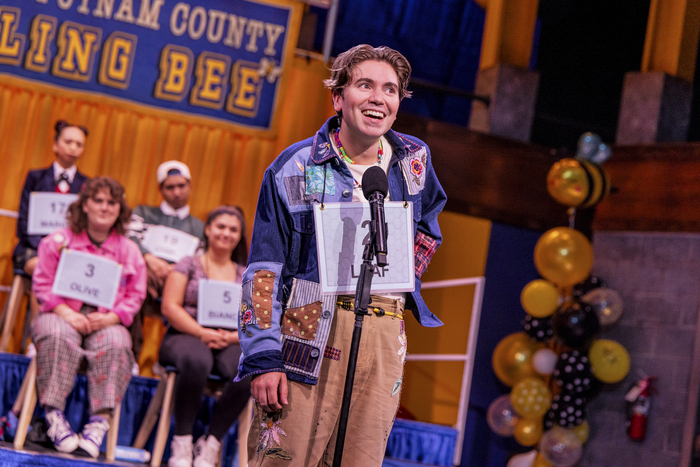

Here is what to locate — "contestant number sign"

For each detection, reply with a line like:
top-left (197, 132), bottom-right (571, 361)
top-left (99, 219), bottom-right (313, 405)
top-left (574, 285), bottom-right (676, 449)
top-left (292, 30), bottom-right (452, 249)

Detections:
top-left (28, 192), bottom-right (79, 235)
top-left (52, 249), bottom-right (122, 309)
top-left (313, 201), bottom-right (415, 295)
top-left (142, 225), bottom-right (199, 263)
top-left (197, 279), bottom-right (241, 329)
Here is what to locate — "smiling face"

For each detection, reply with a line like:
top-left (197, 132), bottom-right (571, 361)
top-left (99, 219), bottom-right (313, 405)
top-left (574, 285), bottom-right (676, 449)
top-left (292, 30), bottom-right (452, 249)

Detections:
top-left (82, 187), bottom-right (121, 236)
top-left (205, 213), bottom-right (242, 255)
top-left (332, 60), bottom-right (401, 147)
top-left (53, 126), bottom-right (86, 169)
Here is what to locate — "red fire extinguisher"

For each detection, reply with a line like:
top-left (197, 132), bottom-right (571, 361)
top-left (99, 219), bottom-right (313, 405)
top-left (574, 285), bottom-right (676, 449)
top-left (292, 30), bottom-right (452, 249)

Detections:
top-left (625, 376), bottom-right (656, 442)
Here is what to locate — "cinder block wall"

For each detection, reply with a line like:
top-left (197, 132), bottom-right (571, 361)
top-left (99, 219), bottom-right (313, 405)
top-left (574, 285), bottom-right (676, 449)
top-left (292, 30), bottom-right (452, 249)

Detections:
top-left (578, 232), bottom-right (700, 467)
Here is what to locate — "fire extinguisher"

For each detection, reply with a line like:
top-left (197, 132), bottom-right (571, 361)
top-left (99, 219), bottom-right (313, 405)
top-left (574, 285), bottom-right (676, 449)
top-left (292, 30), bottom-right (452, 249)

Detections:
top-left (625, 376), bottom-right (656, 442)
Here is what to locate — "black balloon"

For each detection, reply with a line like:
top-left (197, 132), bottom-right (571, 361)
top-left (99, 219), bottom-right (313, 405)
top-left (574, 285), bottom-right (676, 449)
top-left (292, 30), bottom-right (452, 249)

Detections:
top-left (554, 350), bottom-right (593, 394)
top-left (545, 393), bottom-right (586, 429)
top-left (522, 314), bottom-right (554, 343)
top-left (552, 299), bottom-right (601, 348)
top-left (573, 275), bottom-right (607, 298)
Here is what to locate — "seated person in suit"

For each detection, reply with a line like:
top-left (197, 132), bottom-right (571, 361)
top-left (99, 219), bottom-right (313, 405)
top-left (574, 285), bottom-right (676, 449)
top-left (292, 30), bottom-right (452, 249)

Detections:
top-left (31, 176), bottom-right (147, 457)
top-left (160, 206), bottom-right (251, 467)
top-left (14, 120), bottom-right (89, 276)
top-left (127, 161), bottom-right (205, 374)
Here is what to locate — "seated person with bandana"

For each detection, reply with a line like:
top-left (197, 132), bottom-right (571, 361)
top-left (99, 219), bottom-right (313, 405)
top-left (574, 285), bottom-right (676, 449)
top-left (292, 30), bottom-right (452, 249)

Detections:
top-left (13, 120), bottom-right (89, 277)
top-left (127, 161), bottom-right (205, 375)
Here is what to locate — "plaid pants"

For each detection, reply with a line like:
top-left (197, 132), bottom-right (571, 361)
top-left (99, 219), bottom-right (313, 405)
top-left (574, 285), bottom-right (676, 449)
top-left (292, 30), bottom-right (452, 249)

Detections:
top-left (31, 311), bottom-right (134, 414)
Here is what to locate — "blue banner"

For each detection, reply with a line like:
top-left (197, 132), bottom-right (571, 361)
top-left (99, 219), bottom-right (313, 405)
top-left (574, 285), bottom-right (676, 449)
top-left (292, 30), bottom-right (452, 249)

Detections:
top-left (0, 0), bottom-right (301, 132)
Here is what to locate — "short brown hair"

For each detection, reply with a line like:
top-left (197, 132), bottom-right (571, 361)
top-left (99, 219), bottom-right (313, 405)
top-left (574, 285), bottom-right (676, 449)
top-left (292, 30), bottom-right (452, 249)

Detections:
top-left (323, 44), bottom-right (413, 100)
top-left (67, 176), bottom-right (131, 235)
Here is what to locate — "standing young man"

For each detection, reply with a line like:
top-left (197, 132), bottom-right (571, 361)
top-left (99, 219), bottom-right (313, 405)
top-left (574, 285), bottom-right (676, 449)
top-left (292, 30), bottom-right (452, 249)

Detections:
top-left (238, 44), bottom-right (446, 466)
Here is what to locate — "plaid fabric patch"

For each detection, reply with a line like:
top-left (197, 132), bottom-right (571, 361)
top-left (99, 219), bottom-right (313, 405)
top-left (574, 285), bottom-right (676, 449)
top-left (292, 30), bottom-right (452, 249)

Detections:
top-left (324, 346), bottom-right (341, 360)
top-left (414, 231), bottom-right (438, 278)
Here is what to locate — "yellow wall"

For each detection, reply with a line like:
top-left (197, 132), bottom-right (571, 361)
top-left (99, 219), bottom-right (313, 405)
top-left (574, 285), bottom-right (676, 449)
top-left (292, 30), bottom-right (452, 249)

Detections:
top-left (401, 212), bottom-right (491, 426)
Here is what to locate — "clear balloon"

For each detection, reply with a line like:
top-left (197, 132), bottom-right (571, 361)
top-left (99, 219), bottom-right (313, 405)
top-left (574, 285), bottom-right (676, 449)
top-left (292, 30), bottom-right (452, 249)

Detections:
top-left (589, 339), bottom-right (630, 384)
top-left (532, 349), bottom-right (558, 375)
top-left (534, 228), bottom-right (593, 288)
top-left (521, 280), bottom-right (560, 318)
top-left (486, 395), bottom-right (520, 436)
top-left (511, 377), bottom-right (552, 418)
top-left (576, 132), bottom-right (602, 160)
top-left (581, 287), bottom-right (624, 326)
top-left (514, 418), bottom-right (544, 446)
top-left (538, 426), bottom-right (583, 467)
top-left (591, 142), bottom-right (612, 164)
top-left (507, 450), bottom-right (537, 467)
top-left (492, 332), bottom-right (543, 387)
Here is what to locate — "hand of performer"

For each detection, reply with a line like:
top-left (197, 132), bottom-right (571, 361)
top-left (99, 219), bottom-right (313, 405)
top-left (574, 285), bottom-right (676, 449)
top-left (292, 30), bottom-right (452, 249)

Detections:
top-left (252, 372), bottom-right (288, 413)
top-left (144, 254), bottom-right (172, 282)
top-left (87, 312), bottom-right (121, 332)
top-left (55, 304), bottom-right (91, 335)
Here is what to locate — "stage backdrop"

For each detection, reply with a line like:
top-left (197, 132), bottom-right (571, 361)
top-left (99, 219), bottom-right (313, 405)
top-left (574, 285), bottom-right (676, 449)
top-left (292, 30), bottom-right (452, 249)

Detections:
top-left (0, 0), bottom-right (303, 132)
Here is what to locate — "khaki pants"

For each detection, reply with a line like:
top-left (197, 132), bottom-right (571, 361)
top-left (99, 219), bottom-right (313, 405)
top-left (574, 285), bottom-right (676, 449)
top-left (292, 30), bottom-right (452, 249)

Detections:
top-left (247, 297), bottom-right (407, 467)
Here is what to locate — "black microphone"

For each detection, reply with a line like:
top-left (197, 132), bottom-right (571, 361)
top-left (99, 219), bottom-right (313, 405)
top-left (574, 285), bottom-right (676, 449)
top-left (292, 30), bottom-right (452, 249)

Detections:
top-left (361, 166), bottom-right (389, 267)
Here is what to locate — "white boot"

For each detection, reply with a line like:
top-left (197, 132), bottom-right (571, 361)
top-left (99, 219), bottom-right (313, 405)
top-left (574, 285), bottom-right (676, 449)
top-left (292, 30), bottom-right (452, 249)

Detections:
top-left (168, 434), bottom-right (193, 467)
top-left (193, 435), bottom-right (221, 467)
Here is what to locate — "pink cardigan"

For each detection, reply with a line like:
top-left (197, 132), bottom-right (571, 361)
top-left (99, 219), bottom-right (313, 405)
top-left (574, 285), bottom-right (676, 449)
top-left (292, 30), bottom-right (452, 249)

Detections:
top-left (33, 228), bottom-right (147, 327)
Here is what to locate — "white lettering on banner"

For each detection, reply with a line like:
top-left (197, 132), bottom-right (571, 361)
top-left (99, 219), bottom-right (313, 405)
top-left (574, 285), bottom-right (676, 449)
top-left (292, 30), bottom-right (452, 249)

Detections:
top-left (170, 2), bottom-right (284, 53)
top-left (53, 0), bottom-right (164, 30)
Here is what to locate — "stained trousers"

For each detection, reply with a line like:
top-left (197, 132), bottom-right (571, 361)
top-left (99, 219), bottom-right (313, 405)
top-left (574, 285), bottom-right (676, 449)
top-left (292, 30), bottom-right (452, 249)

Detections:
top-left (31, 312), bottom-right (134, 414)
top-left (247, 296), bottom-right (406, 467)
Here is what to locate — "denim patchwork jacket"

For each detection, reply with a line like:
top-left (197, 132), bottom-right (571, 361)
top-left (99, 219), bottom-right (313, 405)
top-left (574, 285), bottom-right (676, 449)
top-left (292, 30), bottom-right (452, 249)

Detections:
top-left (236, 117), bottom-right (447, 385)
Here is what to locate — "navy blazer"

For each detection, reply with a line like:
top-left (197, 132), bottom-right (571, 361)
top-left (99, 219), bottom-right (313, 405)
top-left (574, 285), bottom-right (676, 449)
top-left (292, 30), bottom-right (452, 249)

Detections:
top-left (13, 166), bottom-right (88, 268)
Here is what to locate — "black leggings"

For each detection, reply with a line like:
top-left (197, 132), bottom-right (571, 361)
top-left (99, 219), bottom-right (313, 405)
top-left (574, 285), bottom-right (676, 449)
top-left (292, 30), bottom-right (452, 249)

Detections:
top-left (159, 329), bottom-right (251, 440)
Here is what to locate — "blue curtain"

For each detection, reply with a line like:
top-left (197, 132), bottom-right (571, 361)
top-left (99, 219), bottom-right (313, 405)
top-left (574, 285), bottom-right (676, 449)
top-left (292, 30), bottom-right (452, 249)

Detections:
top-left (315, 0), bottom-right (485, 127)
top-left (460, 222), bottom-right (544, 467)
top-left (0, 353), bottom-right (242, 467)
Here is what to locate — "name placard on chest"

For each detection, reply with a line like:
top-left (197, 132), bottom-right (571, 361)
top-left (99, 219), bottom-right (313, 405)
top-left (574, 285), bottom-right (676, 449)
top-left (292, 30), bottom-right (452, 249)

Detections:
top-left (314, 201), bottom-right (415, 295)
top-left (28, 192), bottom-right (79, 235)
top-left (52, 249), bottom-right (122, 309)
top-left (142, 225), bottom-right (199, 263)
top-left (197, 279), bottom-right (241, 330)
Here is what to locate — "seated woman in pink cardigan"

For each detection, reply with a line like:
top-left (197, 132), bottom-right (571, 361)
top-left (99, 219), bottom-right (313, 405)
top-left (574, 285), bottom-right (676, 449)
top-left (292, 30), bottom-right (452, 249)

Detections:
top-left (31, 176), bottom-right (147, 457)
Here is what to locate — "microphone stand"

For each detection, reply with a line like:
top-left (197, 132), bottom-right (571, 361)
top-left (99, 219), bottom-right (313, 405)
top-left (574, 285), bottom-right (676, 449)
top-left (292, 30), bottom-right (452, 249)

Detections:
top-left (332, 226), bottom-right (379, 467)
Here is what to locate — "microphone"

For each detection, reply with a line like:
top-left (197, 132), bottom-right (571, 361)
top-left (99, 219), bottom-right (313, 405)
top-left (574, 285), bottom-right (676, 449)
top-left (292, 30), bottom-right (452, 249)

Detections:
top-left (361, 166), bottom-right (389, 267)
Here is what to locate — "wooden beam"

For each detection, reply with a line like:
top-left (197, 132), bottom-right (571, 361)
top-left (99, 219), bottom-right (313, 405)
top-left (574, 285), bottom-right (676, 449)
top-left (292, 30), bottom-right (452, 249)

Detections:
top-left (395, 114), bottom-right (700, 233)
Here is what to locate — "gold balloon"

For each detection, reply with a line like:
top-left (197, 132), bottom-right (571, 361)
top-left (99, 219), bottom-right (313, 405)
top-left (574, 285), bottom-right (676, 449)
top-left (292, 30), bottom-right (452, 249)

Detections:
top-left (492, 333), bottom-right (543, 387)
top-left (533, 453), bottom-right (553, 467)
top-left (521, 279), bottom-right (560, 318)
top-left (569, 420), bottom-right (589, 444)
top-left (589, 339), bottom-right (630, 383)
top-left (510, 377), bottom-right (552, 418)
top-left (547, 158), bottom-right (610, 207)
top-left (514, 418), bottom-right (544, 446)
top-left (534, 227), bottom-right (593, 287)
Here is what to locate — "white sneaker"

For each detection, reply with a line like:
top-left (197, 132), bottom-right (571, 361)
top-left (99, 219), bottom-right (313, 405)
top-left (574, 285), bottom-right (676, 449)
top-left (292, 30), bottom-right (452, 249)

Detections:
top-left (168, 434), bottom-right (193, 467)
top-left (45, 410), bottom-right (79, 453)
top-left (193, 435), bottom-right (221, 467)
top-left (78, 415), bottom-right (110, 458)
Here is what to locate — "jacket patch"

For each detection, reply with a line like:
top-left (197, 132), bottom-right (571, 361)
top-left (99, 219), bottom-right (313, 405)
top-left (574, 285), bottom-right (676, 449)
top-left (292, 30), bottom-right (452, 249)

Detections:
top-left (253, 270), bottom-right (275, 329)
top-left (281, 339), bottom-right (320, 373)
top-left (282, 301), bottom-right (321, 340)
top-left (283, 175), bottom-right (316, 206)
top-left (414, 231), bottom-right (438, 278)
top-left (305, 166), bottom-right (335, 195)
top-left (399, 148), bottom-right (427, 195)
